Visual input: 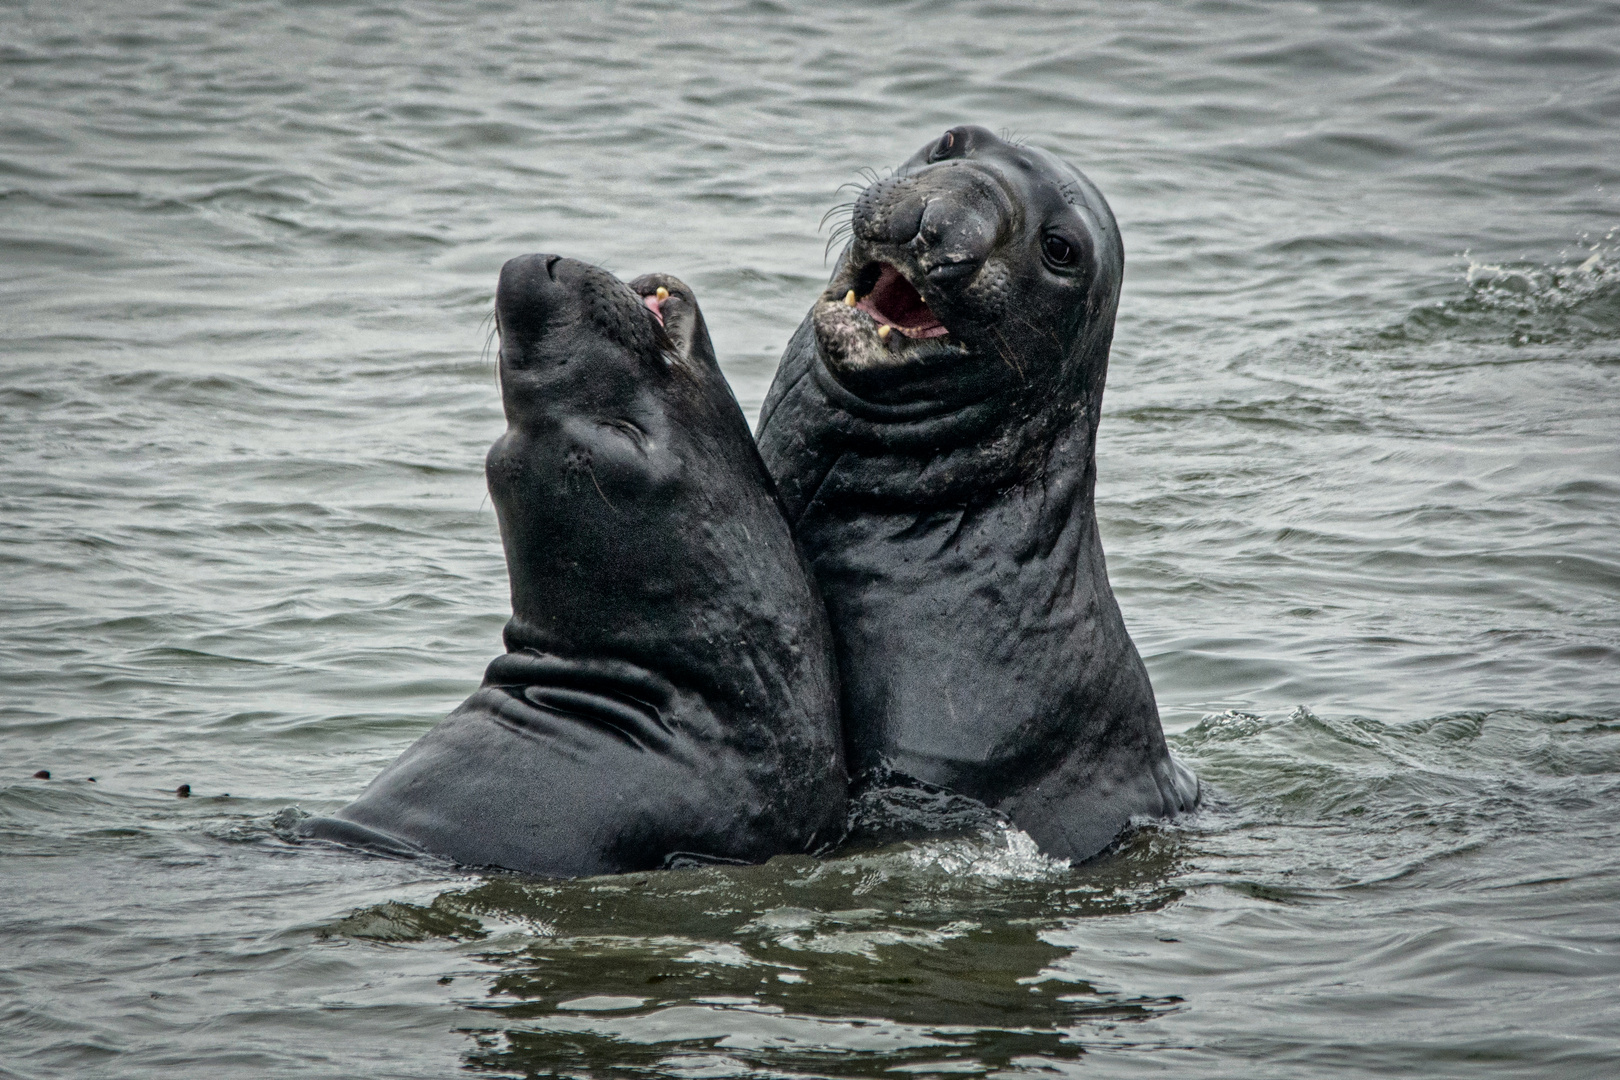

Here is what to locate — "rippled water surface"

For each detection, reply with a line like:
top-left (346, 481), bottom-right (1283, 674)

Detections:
top-left (4, 1), bottom-right (1618, 1076)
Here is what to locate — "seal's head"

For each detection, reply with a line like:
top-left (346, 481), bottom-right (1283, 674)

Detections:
top-left (487, 255), bottom-right (769, 665)
top-left (810, 126), bottom-right (1122, 468)
top-left (491, 252), bottom-right (712, 449)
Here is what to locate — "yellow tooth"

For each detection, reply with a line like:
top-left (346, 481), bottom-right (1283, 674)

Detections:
top-left (845, 290), bottom-right (856, 306)
top-left (878, 325), bottom-right (891, 340)
top-left (655, 286), bottom-right (669, 301)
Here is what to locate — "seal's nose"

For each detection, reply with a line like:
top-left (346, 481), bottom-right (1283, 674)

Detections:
top-left (855, 178), bottom-right (926, 248)
top-left (913, 183), bottom-right (998, 284)
top-left (854, 169), bottom-right (1001, 287)
top-left (496, 253), bottom-right (572, 339)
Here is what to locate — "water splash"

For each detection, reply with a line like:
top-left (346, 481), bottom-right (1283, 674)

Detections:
top-left (1356, 233), bottom-right (1620, 351)
top-left (1465, 231), bottom-right (1617, 312)
top-left (896, 822), bottom-right (1072, 883)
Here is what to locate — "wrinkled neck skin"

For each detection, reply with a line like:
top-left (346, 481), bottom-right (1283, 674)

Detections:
top-left (758, 296), bottom-right (1134, 790)
top-left (760, 294), bottom-right (1111, 519)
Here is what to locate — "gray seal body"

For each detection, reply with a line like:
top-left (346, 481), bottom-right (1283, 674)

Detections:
top-left (756, 126), bottom-right (1196, 862)
top-left (303, 257), bottom-right (847, 876)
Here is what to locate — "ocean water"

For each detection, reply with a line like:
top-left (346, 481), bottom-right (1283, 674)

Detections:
top-left (2, 0), bottom-right (1618, 1076)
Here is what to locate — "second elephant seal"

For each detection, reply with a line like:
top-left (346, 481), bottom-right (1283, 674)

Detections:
top-left (756, 125), bottom-right (1196, 862)
top-left (302, 257), bottom-right (847, 876)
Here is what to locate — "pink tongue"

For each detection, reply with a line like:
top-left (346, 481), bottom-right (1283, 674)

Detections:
top-left (643, 295), bottom-right (664, 326)
top-left (855, 264), bottom-right (948, 339)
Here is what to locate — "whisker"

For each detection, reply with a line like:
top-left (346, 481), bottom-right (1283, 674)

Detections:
top-left (824, 233), bottom-right (853, 263)
top-left (989, 325), bottom-right (1027, 381)
top-left (823, 166), bottom-right (878, 263)
top-left (819, 201), bottom-right (856, 229)
top-left (1003, 307), bottom-right (1064, 349)
top-left (480, 308), bottom-right (499, 365)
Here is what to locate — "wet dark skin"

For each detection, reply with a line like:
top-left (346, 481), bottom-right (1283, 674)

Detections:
top-left (757, 126), bottom-right (1198, 862)
top-left (303, 257), bottom-right (846, 876)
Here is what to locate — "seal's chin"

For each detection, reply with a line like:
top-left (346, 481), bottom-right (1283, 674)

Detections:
top-left (812, 260), bottom-right (967, 379)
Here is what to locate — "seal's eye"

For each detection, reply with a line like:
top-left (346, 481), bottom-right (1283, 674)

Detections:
top-left (929, 130), bottom-right (956, 162)
top-left (1042, 234), bottom-right (1076, 266)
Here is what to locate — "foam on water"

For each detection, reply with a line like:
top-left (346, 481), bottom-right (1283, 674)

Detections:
top-left (895, 823), bottom-right (1074, 884)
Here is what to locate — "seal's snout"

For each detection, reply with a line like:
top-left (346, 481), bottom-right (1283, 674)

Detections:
top-left (495, 254), bottom-right (668, 374)
top-left (853, 166), bottom-right (1004, 273)
top-left (820, 147), bottom-right (1011, 366)
top-left (496, 253), bottom-right (569, 341)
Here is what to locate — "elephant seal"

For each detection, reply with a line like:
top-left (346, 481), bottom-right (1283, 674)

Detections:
top-left (302, 256), bottom-right (847, 876)
top-left (755, 126), bottom-right (1196, 862)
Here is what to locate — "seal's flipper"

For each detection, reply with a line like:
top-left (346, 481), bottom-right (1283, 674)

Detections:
top-left (297, 814), bottom-right (425, 859)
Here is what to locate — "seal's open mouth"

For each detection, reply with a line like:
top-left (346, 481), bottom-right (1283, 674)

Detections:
top-left (631, 275), bottom-right (711, 368)
top-left (855, 264), bottom-right (949, 339)
top-left (809, 253), bottom-right (970, 379)
top-left (642, 286), bottom-right (668, 327)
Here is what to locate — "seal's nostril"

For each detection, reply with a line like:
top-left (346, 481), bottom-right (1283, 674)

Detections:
top-left (544, 255), bottom-right (562, 281)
